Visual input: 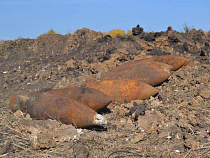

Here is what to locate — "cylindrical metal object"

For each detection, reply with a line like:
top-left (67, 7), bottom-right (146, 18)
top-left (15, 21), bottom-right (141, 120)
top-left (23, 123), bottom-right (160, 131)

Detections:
top-left (118, 61), bottom-right (173, 72)
top-left (9, 91), bottom-right (107, 128)
top-left (44, 87), bottom-right (112, 111)
top-left (81, 80), bottom-right (159, 103)
top-left (124, 55), bottom-right (190, 71)
top-left (86, 62), bottom-right (171, 86)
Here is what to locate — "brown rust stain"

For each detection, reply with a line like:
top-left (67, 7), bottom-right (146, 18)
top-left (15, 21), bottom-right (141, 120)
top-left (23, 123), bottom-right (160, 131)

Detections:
top-left (9, 91), bottom-right (99, 128)
top-left (81, 80), bottom-right (158, 103)
top-left (124, 55), bottom-right (190, 71)
top-left (86, 62), bottom-right (171, 86)
top-left (114, 61), bottom-right (173, 72)
top-left (44, 87), bottom-right (112, 111)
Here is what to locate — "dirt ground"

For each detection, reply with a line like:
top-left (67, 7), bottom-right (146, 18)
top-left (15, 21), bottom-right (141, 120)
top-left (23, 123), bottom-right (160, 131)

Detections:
top-left (0, 27), bottom-right (209, 157)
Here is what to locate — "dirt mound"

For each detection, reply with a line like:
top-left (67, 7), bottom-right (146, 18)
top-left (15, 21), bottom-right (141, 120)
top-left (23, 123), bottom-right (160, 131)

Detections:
top-left (0, 27), bottom-right (209, 157)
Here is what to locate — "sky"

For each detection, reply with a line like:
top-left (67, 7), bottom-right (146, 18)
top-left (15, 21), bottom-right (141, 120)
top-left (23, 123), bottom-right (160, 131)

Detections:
top-left (0, 0), bottom-right (210, 40)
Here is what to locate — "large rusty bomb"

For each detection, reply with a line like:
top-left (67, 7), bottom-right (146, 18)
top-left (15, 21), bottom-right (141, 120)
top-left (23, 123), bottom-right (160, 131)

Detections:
top-left (124, 55), bottom-right (190, 71)
top-left (45, 87), bottom-right (112, 111)
top-left (81, 80), bottom-right (159, 103)
top-left (86, 62), bottom-right (171, 86)
top-left (9, 91), bottom-right (107, 128)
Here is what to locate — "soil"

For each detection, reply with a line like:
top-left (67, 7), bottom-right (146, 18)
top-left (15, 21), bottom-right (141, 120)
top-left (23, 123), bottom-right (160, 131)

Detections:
top-left (0, 27), bottom-right (209, 157)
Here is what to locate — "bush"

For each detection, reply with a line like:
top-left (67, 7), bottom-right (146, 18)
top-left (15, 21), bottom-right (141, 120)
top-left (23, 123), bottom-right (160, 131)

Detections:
top-left (126, 30), bottom-right (132, 36)
top-left (0, 40), bottom-right (4, 44)
top-left (38, 29), bottom-right (57, 37)
top-left (108, 29), bottom-right (125, 37)
top-left (182, 23), bottom-right (194, 33)
top-left (102, 32), bottom-right (108, 36)
top-left (103, 29), bottom-right (132, 37)
top-left (47, 29), bottom-right (57, 34)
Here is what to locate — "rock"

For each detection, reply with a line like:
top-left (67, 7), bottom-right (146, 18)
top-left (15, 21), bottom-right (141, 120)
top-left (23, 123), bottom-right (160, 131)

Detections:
top-left (123, 102), bottom-right (133, 109)
top-left (167, 26), bottom-right (173, 31)
top-left (132, 24), bottom-right (144, 36)
top-left (15, 118), bottom-right (78, 150)
top-left (200, 50), bottom-right (206, 56)
top-left (73, 144), bottom-right (89, 158)
top-left (168, 35), bottom-right (180, 43)
top-left (65, 59), bottom-right (75, 68)
top-left (35, 133), bottom-right (57, 149)
top-left (199, 88), bottom-right (210, 99)
top-left (131, 133), bottom-right (145, 143)
top-left (134, 102), bottom-right (148, 119)
top-left (14, 110), bottom-right (24, 118)
top-left (199, 83), bottom-right (210, 99)
top-left (200, 76), bottom-right (208, 83)
top-left (185, 137), bottom-right (199, 149)
top-left (145, 33), bottom-right (155, 41)
top-left (137, 110), bottom-right (164, 133)
top-left (0, 141), bottom-right (12, 155)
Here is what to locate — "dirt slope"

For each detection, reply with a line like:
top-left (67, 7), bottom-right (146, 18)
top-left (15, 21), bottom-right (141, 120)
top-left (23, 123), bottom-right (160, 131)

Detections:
top-left (0, 28), bottom-right (209, 157)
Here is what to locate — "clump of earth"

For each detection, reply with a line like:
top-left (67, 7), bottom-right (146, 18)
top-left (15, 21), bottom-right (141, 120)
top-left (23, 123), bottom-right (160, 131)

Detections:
top-left (0, 27), bottom-right (209, 157)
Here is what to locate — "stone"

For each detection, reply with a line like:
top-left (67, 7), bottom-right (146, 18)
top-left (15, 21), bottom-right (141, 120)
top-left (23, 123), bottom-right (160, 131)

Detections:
top-left (199, 88), bottom-right (210, 99)
top-left (167, 26), bottom-right (173, 31)
top-left (132, 24), bottom-right (144, 36)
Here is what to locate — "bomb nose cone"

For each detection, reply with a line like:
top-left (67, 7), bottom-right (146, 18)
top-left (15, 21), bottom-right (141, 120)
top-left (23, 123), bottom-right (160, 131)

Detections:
top-left (93, 114), bottom-right (107, 125)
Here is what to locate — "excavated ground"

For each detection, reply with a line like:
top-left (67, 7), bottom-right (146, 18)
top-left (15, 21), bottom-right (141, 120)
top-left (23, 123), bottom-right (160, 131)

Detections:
top-left (0, 28), bottom-right (209, 157)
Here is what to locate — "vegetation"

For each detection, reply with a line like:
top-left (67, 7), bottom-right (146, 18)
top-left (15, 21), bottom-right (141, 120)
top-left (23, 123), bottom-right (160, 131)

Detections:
top-left (38, 29), bottom-right (57, 37)
top-left (47, 29), bottom-right (57, 34)
top-left (0, 39), bottom-right (4, 44)
top-left (109, 29), bottom-right (125, 37)
top-left (182, 23), bottom-right (194, 33)
top-left (126, 30), bottom-right (132, 36)
top-left (103, 29), bottom-right (132, 37)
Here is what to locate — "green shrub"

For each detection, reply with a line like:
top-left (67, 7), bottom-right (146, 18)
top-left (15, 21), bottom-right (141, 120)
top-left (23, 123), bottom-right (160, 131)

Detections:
top-left (109, 29), bottom-right (125, 37)
top-left (38, 29), bottom-right (57, 37)
top-left (0, 39), bottom-right (4, 44)
top-left (182, 23), bottom-right (194, 33)
top-left (103, 29), bottom-right (132, 37)
top-left (47, 29), bottom-right (57, 34)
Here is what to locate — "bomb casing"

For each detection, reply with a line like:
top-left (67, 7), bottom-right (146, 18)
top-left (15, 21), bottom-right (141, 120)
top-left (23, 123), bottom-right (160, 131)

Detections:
top-left (45, 86), bottom-right (112, 111)
top-left (9, 91), bottom-right (107, 128)
top-left (81, 80), bottom-right (159, 103)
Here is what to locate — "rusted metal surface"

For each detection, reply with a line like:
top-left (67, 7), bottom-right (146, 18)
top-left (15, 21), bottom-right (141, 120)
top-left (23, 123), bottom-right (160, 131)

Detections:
top-left (44, 87), bottom-right (112, 111)
top-left (119, 61), bottom-right (173, 72)
top-left (81, 80), bottom-right (159, 103)
top-left (124, 55), bottom-right (190, 71)
top-left (86, 62), bottom-right (171, 86)
top-left (9, 91), bottom-right (23, 112)
top-left (9, 91), bottom-right (107, 128)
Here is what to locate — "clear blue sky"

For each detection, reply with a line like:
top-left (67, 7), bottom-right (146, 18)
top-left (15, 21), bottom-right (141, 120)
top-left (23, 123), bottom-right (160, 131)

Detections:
top-left (0, 0), bottom-right (210, 40)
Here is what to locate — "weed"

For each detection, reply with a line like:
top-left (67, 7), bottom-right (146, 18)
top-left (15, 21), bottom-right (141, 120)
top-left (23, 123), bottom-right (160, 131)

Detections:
top-left (0, 39), bottom-right (4, 44)
top-left (103, 29), bottom-right (132, 37)
top-left (182, 23), bottom-right (194, 33)
top-left (38, 29), bottom-right (57, 38)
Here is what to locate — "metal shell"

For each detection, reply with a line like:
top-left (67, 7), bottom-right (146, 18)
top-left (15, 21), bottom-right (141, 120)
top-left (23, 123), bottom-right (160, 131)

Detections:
top-left (125, 55), bottom-right (190, 71)
top-left (119, 61), bottom-right (173, 72)
top-left (9, 91), bottom-right (23, 112)
top-left (44, 87), bottom-right (112, 111)
top-left (86, 62), bottom-right (171, 86)
top-left (9, 91), bottom-right (107, 128)
top-left (81, 80), bottom-right (159, 103)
